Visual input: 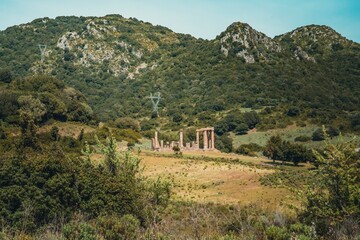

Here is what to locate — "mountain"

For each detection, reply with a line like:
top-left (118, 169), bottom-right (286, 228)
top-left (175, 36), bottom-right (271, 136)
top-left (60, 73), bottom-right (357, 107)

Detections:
top-left (217, 22), bottom-right (282, 63)
top-left (0, 15), bottom-right (359, 132)
top-left (276, 25), bottom-right (356, 61)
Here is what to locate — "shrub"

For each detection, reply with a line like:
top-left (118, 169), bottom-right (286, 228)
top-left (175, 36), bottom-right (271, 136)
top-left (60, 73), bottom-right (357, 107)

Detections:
top-left (327, 125), bottom-right (339, 137)
top-left (0, 69), bottom-right (12, 83)
top-left (312, 128), bottom-right (325, 141)
top-left (294, 135), bottom-right (311, 142)
top-left (235, 143), bottom-right (262, 156)
top-left (96, 214), bottom-right (140, 240)
top-left (63, 221), bottom-right (96, 240)
top-left (235, 123), bottom-right (249, 135)
top-left (263, 135), bottom-right (312, 165)
top-left (114, 117), bottom-right (140, 131)
top-left (215, 134), bottom-right (233, 153)
top-left (300, 136), bottom-right (360, 237)
top-left (0, 127), bottom-right (6, 139)
top-left (286, 107), bottom-right (300, 117)
top-left (50, 126), bottom-right (60, 141)
top-left (140, 119), bottom-right (158, 131)
top-left (265, 226), bottom-right (291, 240)
top-left (172, 113), bottom-right (183, 123)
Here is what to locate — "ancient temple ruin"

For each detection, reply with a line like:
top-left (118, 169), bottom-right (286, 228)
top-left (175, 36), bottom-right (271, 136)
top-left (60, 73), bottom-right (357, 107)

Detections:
top-left (151, 127), bottom-right (216, 151)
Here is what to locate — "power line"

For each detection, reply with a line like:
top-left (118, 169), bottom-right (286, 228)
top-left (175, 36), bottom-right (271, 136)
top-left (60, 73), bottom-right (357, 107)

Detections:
top-left (147, 92), bottom-right (161, 117)
top-left (38, 44), bottom-right (47, 62)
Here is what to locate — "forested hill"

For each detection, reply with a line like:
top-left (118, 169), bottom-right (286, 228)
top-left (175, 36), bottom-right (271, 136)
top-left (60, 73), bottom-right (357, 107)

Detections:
top-left (0, 15), bottom-right (359, 130)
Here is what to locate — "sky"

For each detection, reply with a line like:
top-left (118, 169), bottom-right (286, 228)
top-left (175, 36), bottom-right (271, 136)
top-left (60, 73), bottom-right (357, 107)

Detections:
top-left (0, 0), bottom-right (359, 42)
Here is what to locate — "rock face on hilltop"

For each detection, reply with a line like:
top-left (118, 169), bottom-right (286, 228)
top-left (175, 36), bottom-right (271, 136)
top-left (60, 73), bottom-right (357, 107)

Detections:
top-left (0, 15), bottom-right (359, 122)
top-left (276, 25), bottom-right (356, 62)
top-left (218, 22), bottom-right (282, 63)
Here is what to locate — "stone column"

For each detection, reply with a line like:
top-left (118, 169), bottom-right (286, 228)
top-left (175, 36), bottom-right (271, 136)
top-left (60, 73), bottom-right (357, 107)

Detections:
top-left (160, 140), bottom-right (164, 149)
top-left (179, 130), bottom-right (184, 148)
top-left (155, 131), bottom-right (159, 148)
top-left (151, 138), bottom-right (155, 150)
top-left (196, 130), bottom-right (200, 146)
top-left (211, 130), bottom-right (215, 149)
top-left (203, 130), bottom-right (208, 149)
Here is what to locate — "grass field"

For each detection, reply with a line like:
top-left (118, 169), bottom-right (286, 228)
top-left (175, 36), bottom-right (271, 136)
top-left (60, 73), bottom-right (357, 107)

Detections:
top-left (140, 150), bottom-right (295, 211)
top-left (232, 124), bottom-right (360, 148)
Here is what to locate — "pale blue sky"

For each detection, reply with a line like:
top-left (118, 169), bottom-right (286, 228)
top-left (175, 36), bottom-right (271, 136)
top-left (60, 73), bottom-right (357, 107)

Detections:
top-left (0, 0), bottom-right (359, 42)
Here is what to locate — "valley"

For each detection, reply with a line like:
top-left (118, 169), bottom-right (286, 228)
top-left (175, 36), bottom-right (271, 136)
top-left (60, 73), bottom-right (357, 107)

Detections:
top-left (0, 13), bottom-right (359, 239)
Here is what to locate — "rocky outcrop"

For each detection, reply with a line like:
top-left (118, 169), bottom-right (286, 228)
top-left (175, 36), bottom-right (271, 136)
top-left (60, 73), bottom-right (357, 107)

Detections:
top-left (219, 22), bottom-right (281, 63)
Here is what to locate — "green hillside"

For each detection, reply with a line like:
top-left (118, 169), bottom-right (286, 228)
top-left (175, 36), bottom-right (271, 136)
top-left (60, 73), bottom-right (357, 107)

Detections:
top-left (0, 15), bottom-right (359, 133)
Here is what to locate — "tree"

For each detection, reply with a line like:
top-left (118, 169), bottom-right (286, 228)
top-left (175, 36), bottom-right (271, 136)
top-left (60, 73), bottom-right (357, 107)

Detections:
top-left (243, 111), bottom-right (261, 129)
top-left (264, 135), bottom-right (311, 165)
top-left (17, 95), bottom-right (46, 148)
top-left (50, 126), bottom-right (60, 141)
top-left (18, 95), bottom-right (46, 123)
top-left (0, 69), bottom-right (12, 83)
top-left (300, 136), bottom-right (360, 237)
top-left (283, 143), bottom-right (308, 166)
top-left (235, 123), bottom-right (249, 135)
top-left (215, 133), bottom-right (233, 153)
top-left (96, 135), bottom-right (119, 176)
top-left (263, 135), bottom-right (283, 163)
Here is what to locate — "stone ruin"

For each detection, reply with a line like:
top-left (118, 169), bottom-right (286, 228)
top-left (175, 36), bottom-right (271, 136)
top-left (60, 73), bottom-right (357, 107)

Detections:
top-left (151, 127), bottom-right (216, 151)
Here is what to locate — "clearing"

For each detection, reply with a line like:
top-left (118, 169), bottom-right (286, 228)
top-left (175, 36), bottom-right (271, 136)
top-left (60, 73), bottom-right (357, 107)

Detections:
top-left (140, 150), bottom-right (295, 210)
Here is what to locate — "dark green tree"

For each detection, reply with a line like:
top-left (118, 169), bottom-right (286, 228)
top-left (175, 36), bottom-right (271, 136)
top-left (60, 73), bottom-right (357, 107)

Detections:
top-left (263, 135), bottom-right (284, 163)
top-left (235, 123), bottom-right (249, 135)
top-left (312, 128), bottom-right (325, 141)
top-left (50, 126), bottom-right (60, 141)
top-left (0, 69), bottom-right (12, 83)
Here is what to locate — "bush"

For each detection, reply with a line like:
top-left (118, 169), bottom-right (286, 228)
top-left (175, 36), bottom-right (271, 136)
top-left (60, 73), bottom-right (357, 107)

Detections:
top-left (96, 214), bottom-right (140, 240)
top-left (235, 143), bottom-right (262, 156)
top-left (172, 113), bottom-right (183, 123)
top-left (265, 226), bottom-right (291, 240)
top-left (312, 128), bottom-right (325, 141)
top-left (0, 127), bottom-right (6, 139)
top-left (215, 133), bottom-right (233, 153)
top-left (286, 107), bottom-right (300, 117)
top-left (300, 137), bottom-right (360, 237)
top-left (140, 119), bottom-right (158, 131)
top-left (63, 220), bottom-right (96, 240)
top-left (0, 69), bottom-right (12, 83)
top-left (263, 135), bottom-right (312, 165)
top-left (0, 137), bottom-right (171, 233)
top-left (294, 135), bottom-right (311, 142)
top-left (327, 125), bottom-right (339, 137)
top-left (235, 123), bottom-right (249, 135)
top-left (114, 117), bottom-right (140, 131)
top-left (50, 126), bottom-right (60, 141)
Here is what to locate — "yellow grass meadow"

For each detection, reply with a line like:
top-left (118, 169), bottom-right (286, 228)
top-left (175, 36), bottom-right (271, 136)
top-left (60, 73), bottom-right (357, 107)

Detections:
top-left (140, 150), bottom-right (292, 210)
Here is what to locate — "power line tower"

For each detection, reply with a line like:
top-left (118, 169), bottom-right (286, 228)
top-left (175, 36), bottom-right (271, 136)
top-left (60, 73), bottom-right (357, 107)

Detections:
top-left (38, 44), bottom-right (47, 62)
top-left (147, 92), bottom-right (161, 117)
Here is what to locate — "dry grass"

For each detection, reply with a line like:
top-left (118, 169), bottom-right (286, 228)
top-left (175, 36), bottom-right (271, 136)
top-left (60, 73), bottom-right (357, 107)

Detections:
top-left (39, 121), bottom-right (95, 138)
top-left (140, 152), bottom-right (292, 209)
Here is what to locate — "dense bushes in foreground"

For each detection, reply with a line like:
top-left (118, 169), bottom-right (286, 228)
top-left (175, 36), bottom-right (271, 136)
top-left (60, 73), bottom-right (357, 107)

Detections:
top-left (0, 138), bottom-right (170, 237)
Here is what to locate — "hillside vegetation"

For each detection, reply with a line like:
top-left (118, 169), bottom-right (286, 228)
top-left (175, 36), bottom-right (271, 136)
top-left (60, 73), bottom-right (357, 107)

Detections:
top-left (0, 15), bottom-right (359, 133)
